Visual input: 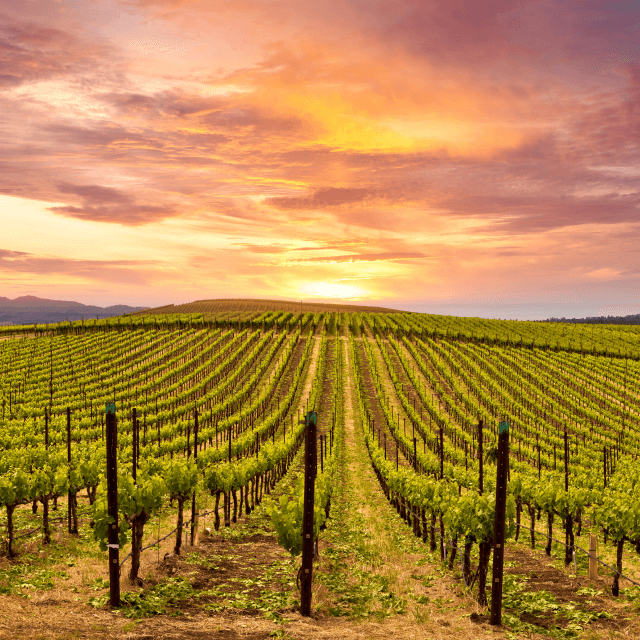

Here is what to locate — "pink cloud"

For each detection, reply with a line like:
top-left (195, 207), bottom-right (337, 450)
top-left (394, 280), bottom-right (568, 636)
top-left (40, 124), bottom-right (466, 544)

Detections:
top-left (266, 187), bottom-right (377, 210)
top-left (48, 181), bottom-right (176, 225)
top-left (0, 248), bottom-right (153, 284)
top-left (56, 182), bottom-right (132, 204)
top-left (0, 12), bottom-right (117, 89)
top-left (48, 204), bottom-right (175, 225)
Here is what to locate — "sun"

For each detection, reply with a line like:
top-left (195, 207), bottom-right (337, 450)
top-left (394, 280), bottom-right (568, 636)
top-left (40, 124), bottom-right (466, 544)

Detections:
top-left (300, 282), bottom-right (368, 299)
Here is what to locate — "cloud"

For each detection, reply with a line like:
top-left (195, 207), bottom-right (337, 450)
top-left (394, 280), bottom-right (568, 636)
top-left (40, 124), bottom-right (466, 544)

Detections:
top-left (0, 248), bottom-right (153, 284)
top-left (56, 182), bottom-right (132, 204)
top-left (266, 187), bottom-right (377, 210)
top-left (0, 249), bottom-right (29, 258)
top-left (44, 123), bottom-right (159, 149)
top-left (3, 3), bottom-right (638, 234)
top-left (294, 239), bottom-right (367, 251)
top-left (583, 268), bottom-right (626, 282)
top-left (294, 251), bottom-right (429, 263)
top-left (96, 91), bottom-right (162, 116)
top-left (0, 12), bottom-right (118, 89)
top-left (232, 244), bottom-right (290, 254)
top-left (352, 1), bottom-right (640, 80)
top-left (96, 89), bottom-right (309, 141)
top-left (48, 204), bottom-right (175, 226)
top-left (465, 192), bottom-right (640, 234)
top-left (48, 182), bottom-right (176, 225)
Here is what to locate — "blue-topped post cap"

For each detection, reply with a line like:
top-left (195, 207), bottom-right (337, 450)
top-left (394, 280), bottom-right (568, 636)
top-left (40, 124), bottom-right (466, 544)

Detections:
top-left (106, 402), bottom-right (116, 415)
top-left (498, 421), bottom-right (509, 434)
top-left (306, 411), bottom-right (317, 426)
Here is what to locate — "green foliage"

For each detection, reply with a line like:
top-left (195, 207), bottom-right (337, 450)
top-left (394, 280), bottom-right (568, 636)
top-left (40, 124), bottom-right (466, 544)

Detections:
top-left (163, 458), bottom-right (198, 500)
top-left (91, 465), bottom-right (166, 551)
top-left (0, 562), bottom-right (69, 597)
top-left (596, 482), bottom-right (640, 542)
top-left (266, 435), bottom-right (336, 556)
top-left (89, 577), bottom-right (196, 618)
top-left (32, 460), bottom-right (69, 500)
top-left (0, 468), bottom-right (31, 506)
top-left (497, 574), bottom-right (612, 638)
top-left (77, 443), bottom-right (103, 491)
top-left (266, 331), bottom-right (337, 556)
top-left (266, 489), bottom-right (304, 556)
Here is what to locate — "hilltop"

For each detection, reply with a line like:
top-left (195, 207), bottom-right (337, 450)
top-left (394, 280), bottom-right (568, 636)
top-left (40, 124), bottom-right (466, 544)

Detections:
top-left (128, 298), bottom-right (404, 316)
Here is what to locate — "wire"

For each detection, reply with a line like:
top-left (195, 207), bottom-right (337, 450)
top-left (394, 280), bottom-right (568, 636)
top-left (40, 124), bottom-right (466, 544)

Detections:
top-left (11, 514), bottom-right (89, 540)
top-left (118, 508), bottom-right (216, 568)
top-left (516, 522), bottom-right (640, 586)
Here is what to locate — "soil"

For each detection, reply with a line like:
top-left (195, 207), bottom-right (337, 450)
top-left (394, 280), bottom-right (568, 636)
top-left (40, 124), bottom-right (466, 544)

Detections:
top-left (500, 542), bottom-right (640, 636)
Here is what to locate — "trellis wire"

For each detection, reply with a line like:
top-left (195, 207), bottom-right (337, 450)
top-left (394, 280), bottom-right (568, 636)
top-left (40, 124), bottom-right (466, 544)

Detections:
top-left (119, 508), bottom-right (216, 568)
top-left (515, 522), bottom-right (640, 587)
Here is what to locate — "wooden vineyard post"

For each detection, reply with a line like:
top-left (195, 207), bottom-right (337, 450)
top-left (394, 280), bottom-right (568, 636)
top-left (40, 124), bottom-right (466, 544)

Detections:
top-left (132, 408), bottom-right (137, 483)
top-left (439, 426), bottom-right (444, 479)
top-left (589, 533), bottom-right (598, 581)
top-left (490, 420), bottom-right (510, 626)
top-left (563, 427), bottom-right (574, 568)
top-left (478, 418), bottom-right (484, 495)
top-left (300, 410), bottom-right (317, 617)
top-left (191, 409), bottom-right (199, 547)
top-left (105, 402), bottom-right (120, 608)
top-left (67, 407), bottom-right (72, 533)
top-left (564, 427), bottom-right (569, 492)
top-left (538, 438), bottom-right (541, 479)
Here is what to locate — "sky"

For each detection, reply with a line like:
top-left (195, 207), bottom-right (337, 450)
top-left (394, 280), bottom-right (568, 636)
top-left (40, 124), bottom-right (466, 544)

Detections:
top-left (1, 0), bottom-right (639, 320)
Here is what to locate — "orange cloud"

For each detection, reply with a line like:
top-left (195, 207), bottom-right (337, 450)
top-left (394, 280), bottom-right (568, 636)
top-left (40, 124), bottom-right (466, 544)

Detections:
top-left (0, 248), bottom-right (153, 284)
top-left (293, 252), bottom-right (429, 263)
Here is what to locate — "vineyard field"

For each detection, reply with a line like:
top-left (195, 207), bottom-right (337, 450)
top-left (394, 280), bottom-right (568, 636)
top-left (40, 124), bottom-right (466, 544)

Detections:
top-left (0, 306), bottom-right (639, 639)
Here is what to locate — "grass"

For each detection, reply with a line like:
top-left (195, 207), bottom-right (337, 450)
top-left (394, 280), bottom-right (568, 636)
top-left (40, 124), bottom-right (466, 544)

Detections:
top-left (496, 573), bottom-right (614, 638)
top-left (89, 576), bottom-right (197, 618)
top-left (312, 342), bottom-right (478, 630)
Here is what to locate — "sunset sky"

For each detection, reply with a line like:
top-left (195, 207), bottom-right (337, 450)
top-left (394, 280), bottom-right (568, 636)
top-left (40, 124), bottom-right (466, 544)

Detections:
top-left (1, 0), bottom-right (639, 319)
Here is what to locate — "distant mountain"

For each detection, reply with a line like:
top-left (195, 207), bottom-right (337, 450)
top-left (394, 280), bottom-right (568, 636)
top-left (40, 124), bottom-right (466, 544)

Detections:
top-left (544, 314), bottom-right (640, 325)
top-left (0, 296), bottom-right (149, 325)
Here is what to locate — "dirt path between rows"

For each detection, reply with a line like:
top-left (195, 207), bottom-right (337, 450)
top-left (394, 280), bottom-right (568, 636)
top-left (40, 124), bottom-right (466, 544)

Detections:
top-left (299, 335), bottom-right (508, 639)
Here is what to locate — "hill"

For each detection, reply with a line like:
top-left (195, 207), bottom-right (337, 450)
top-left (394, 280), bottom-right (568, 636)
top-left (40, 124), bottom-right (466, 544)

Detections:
top-left (128, 298), bottom-right (404, 316)
top-left (0, 296), bottom-right (149, 325)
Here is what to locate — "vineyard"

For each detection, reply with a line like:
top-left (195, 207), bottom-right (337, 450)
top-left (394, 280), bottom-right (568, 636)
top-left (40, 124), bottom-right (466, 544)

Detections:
top-left (0, 306), bottom-right (640, 639)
